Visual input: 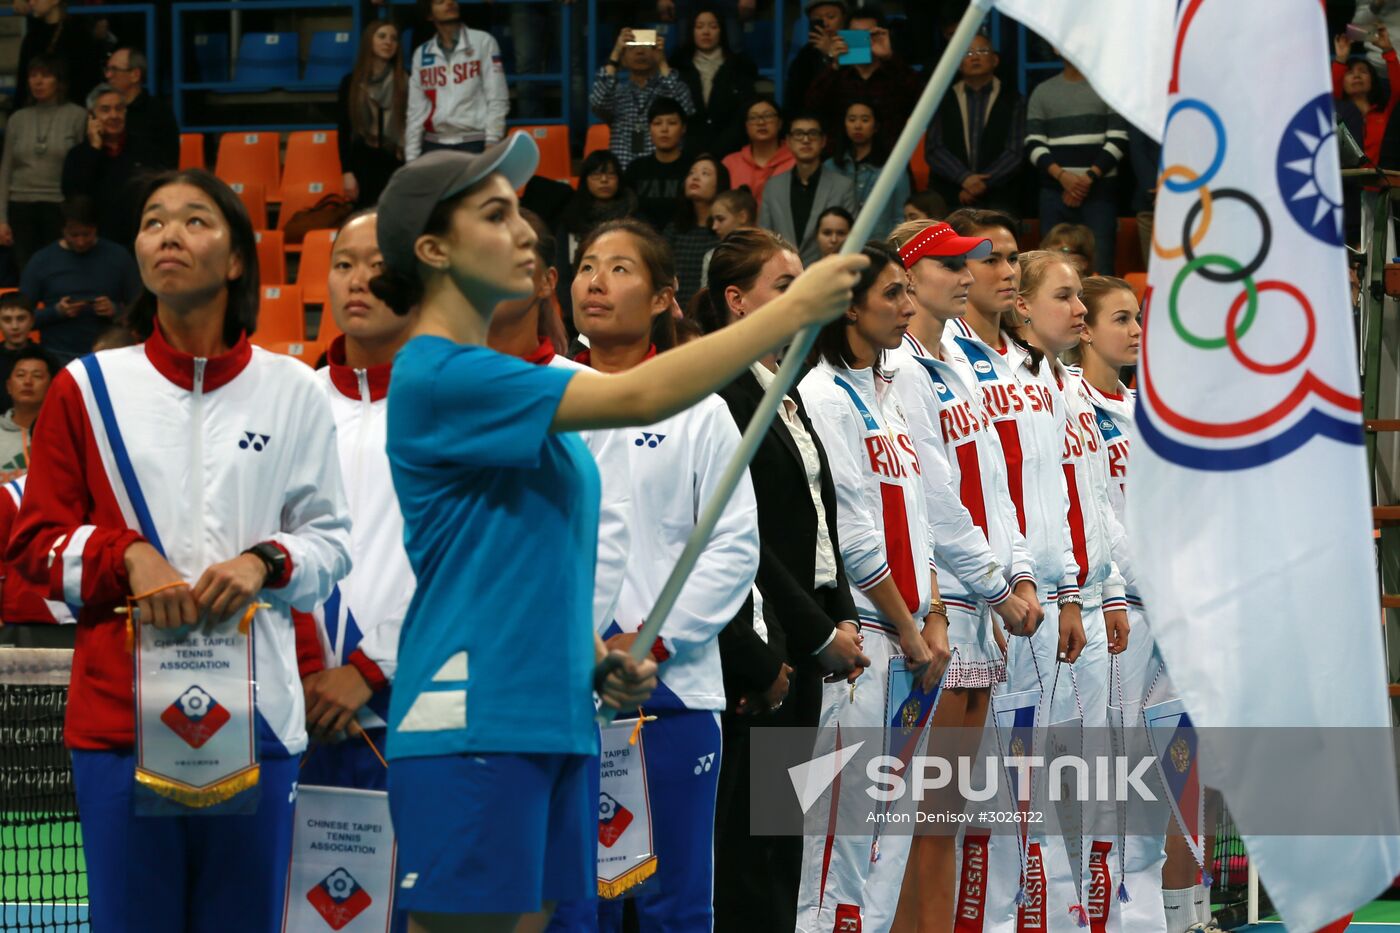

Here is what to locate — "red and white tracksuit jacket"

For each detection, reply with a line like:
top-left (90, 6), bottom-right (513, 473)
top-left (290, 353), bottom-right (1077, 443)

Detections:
top-left (894, 334), bottom-right (1036, 613)
top-left (943, 320), bottom-right (1079, 602)
top-left (8, 327), bottom-right (352, 754)
top-left (1056, 365), bottom-right (1128, 611)
top-left (0, 477), bottom-right (74, 624)
top-left (406, 26), bottom-right (510, 160)
top-left (1077, 376), bottom-right (1139, 608)
top-left (799, 358), bottom-right (932, 633)
top-left (305, 337), bottom-right (414, 730)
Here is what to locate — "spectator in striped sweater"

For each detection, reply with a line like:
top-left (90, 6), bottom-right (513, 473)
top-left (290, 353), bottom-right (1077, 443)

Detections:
top-left (1024, 60), bottom-right (1129, 274)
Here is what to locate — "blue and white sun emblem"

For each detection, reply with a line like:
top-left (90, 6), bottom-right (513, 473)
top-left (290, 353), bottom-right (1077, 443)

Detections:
top-left (1276, 93), bottom-right (1343, 246)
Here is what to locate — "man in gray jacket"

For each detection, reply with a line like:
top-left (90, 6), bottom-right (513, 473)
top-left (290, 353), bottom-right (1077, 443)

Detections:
top-left (758, 113), bottom-right (856, 266)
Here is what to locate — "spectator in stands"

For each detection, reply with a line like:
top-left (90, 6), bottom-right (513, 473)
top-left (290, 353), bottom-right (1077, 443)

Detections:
top-left (62, 84), bottom-right (159, 244)
top-left (673, 5), bottom-right (758, 159)
top-left (759, 113), bottom-right (857, 266)
top-left (903, 189), bottom-right (948, 223)
top-left (0, 55), bottom-right (86, 272)
top-left (591, 27), bottom-right (695, 170)
top-left (815, 205), bottom-right (853, 258)
top-left (14, 0), bottom-right (103, 110)
top-left (925, 32), bottom-right (1025, 213)
top-left (1333, 29), bottom-right (1400, 167)
top-left (1025, 59), bottom-right (1128, 275)
top-left (1040, 222), bottom-right (1096, 277)
top-left (560, 150), bottom-right (639, 266)
top-left (665, 153), bottom-right (729, 307)
top-left (405, 0), bottom-right (510, 160)
top-left (785, 1), bottom-right (849, 119)
top-left (699, 187), bottom-right (756, 286)
top-left (0, 294), bottom-right (37, 413)
top-left (823, 98), bottom-right (908, 241)
top-left (624, 96), bottom-right (692, 230)
top-left (804, 6), bottom-right (921, 156)
top-left (23, 195), bottom-right (141, 364)
top-left (103, 48), bottom-right (178, 170)
top-left (338, 21), bottom-right (407, 207)
top-left (723, 97), bottom-right (795, 207)
top-left (0, 346), bottom-right (55, 477)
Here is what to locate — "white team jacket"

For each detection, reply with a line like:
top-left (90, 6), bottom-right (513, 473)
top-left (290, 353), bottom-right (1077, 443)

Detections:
top-left (313, 346), bottom-right (415, 730)
top-left (1075, 373), bottom-right (1140, 607)
top-left (406, 27), bottom-right (510, 160)
top-left (1056, 365), bottom-right (1128, 610)
top-left (943, 319), bottom-right (1079, 601)
top-left (12, 333), bottom-right (352, 754)
top-left (548, 353), bottom-right (631, 631)
top-left (894, 335), bottom-right (1037, 613)
top-left (800, 358), bottom-right (931, 636)
top-left (612, 394), bottom-right (758, 712)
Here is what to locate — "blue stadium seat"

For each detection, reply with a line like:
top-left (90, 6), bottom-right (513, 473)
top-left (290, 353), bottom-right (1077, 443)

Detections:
top-left (236, 32), bottom-right (298, 87)
top-left (740, 19), bottom-right (776, 71)
top-left (305, 30), bottom-right (354, 84)
top-left (192, 33), bottom-right (230, 82)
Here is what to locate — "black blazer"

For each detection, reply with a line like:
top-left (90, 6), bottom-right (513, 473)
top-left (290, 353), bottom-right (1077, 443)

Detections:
top-left (675, 52), bottom-right (759, 160)
top-left (716, 369), bottom-right (858, 694)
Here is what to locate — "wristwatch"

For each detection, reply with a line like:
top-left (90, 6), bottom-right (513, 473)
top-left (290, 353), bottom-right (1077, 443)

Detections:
top-left (242, 542), bottom-right (285, 585)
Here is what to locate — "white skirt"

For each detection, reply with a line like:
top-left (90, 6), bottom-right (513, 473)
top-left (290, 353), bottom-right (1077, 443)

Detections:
top-left (944, 604), bottom-right (1007, 689)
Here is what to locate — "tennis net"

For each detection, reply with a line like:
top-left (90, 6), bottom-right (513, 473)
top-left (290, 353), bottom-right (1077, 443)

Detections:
top-left (0, 648), bottom-right (87, 932)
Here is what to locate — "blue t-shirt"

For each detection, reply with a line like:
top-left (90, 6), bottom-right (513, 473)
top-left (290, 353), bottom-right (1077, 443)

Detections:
top-left (385, 337), bottom-right (601, 758)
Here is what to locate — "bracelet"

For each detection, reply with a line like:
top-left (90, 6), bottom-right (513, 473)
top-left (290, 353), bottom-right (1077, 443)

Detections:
top-left (1056, 593), bottom-right (1083, 608)
top-left (927, 599), bottom-right (948, 619)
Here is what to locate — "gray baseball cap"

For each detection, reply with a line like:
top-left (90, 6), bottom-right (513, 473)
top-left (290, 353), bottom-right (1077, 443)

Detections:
top-left (376, 132), bottom-right (540, 278)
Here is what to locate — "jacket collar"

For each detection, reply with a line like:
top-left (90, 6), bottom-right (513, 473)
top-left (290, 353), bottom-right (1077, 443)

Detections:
top-left (144, 322), bottom-right (251, 392)
top-left (326, 335), bottom-right (392, 401)
top-left (524, 336), bottom-right (556, 367)
top-left (573, 344), bottom-right (657, 369)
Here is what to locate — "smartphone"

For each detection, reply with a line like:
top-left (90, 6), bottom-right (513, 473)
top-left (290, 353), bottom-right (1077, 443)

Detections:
top-left (1347, 22), bottom-right (1380, 43)
top-left (627, 28), bottom-right (657, 47)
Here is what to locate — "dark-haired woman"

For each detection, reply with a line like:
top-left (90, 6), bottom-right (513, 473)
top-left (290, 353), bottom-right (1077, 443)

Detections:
top-left (559, 149), bottom-right (638, 267)
top-left (673, 6), bottom-right (758, 159)
top-left (699, 228), bottom-right (870, 933)
top-left (824, 99), bottom-right (909, 242)
top-left (8, 167), bottom-right (353, 932)
top-left (337, 20), bottom-right (408, 208)
top-left (664, 153), bottom-right (729, 307)
top-left (0, 55), bottom-right (86, 270)
top-left (14, 0), bottom-right (103, 109)
top-left (370, 136), bottom-right (868, 930)
top-left (795, 243), bottom-right (946, 933)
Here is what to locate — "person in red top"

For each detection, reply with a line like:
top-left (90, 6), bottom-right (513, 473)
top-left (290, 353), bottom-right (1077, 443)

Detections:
top-left (1332, 26), bottom-right (1400, 165)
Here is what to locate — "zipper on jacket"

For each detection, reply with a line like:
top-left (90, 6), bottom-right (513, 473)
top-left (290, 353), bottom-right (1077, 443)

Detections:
top-left (192, 358), bottom-right (207, 572)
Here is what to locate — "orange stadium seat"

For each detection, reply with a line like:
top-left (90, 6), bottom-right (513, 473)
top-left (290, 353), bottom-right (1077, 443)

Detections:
top-left (1017, 218), bottom-right (1040, 254)
top-left (1114, 215), bottom-right (1144, 276)
top-left (180, 133), bottom-right (205, 170)
top-left (518, 125), bottom-right (570, 180)
top-left (1124, 271), bottom-right (1148, 304)
top-left (316, 306), bottom-right (343, 344)
top-left (283, 130), bottom-right (343, 195)
top-left (255, 230), bottom-right (286, 283)
top-left (216, 131), bottom-right (282, 201)
top-left (276, 182), bottom-right (345, 241)
top-left (584, 123), bottom-right (610, 157)
top-left (230, 182), bottom-right (268, 230)
top-left (253, 284), bottom-right (305, 344)
top-left (909, 133), bottom-right (930, 192)
top-left (297, 230), bottom-right (336, 306)
top-left (260, 339), bottom-right (324, 368)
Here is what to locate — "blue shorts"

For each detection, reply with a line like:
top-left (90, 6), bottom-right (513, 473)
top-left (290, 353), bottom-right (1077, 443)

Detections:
top-left (388, 752), bottom-right (595, 915)
top-left (299, 728), bottom-right (390, 791)
top-left (71, 748), bottom-right (298, 933)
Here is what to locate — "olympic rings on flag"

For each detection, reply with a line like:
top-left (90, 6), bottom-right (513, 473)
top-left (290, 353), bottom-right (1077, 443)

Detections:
top-left (1169, 254), bottom-right (1258, 350)
top-left (1160, 99), bottom-right (1226, 192)
top-left (1180, 188), bottom-right (1271, 283)
top-left (1151, 165), bottom-right (1212, 260)
top-left (1224, 280), bottom-right (1316, 375)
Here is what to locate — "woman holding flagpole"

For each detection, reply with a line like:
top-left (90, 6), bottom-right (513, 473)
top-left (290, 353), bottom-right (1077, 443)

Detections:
top-left (369, 135), bottom-right (868, 932)
top-left (8, 167), bottom-right (355, 933)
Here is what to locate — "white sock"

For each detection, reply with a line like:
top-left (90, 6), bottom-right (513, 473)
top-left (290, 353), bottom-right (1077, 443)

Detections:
top-left (1162, 887), bottom-right (1196, 932)
top-left (1196, 882), bottom-right (1212, 924)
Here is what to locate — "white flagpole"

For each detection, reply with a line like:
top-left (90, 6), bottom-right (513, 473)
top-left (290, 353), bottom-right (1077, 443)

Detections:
top-left (600, 0), bottom-right (994, 722)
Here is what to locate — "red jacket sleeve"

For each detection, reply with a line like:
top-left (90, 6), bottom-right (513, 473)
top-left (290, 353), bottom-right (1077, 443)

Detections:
top-left (1333, 57), bottom-right (1345, 99)
top-left (6, 370), bottom-right (143, 611)
top-left (293, 609), bottom-right (326, 678)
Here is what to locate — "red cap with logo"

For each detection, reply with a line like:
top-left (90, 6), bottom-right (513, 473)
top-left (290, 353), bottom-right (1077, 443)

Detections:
top-left (897, 222), bottom-right (992, 269)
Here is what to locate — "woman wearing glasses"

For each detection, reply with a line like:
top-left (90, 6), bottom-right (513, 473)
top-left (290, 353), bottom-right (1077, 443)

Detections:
top-left (721, 96), bottom-right (794, 208)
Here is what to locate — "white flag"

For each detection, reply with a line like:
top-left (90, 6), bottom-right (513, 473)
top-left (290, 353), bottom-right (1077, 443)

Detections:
top-left (986, 0), bottom-right (1173, 139)
top-left (1116, 1), bottom-right (1400, 929)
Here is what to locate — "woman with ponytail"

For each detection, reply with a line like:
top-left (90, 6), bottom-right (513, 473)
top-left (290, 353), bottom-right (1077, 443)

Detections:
top-left (373, 136), bottom-right (870, 931)
top-left (699, 227), bottom-right (871, 932)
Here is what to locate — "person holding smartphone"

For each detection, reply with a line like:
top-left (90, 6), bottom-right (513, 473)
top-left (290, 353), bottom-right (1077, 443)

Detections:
top-left (22, 195), bottom-right (140, 364)
top-left (591, 26), bottom-right (695, 170)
